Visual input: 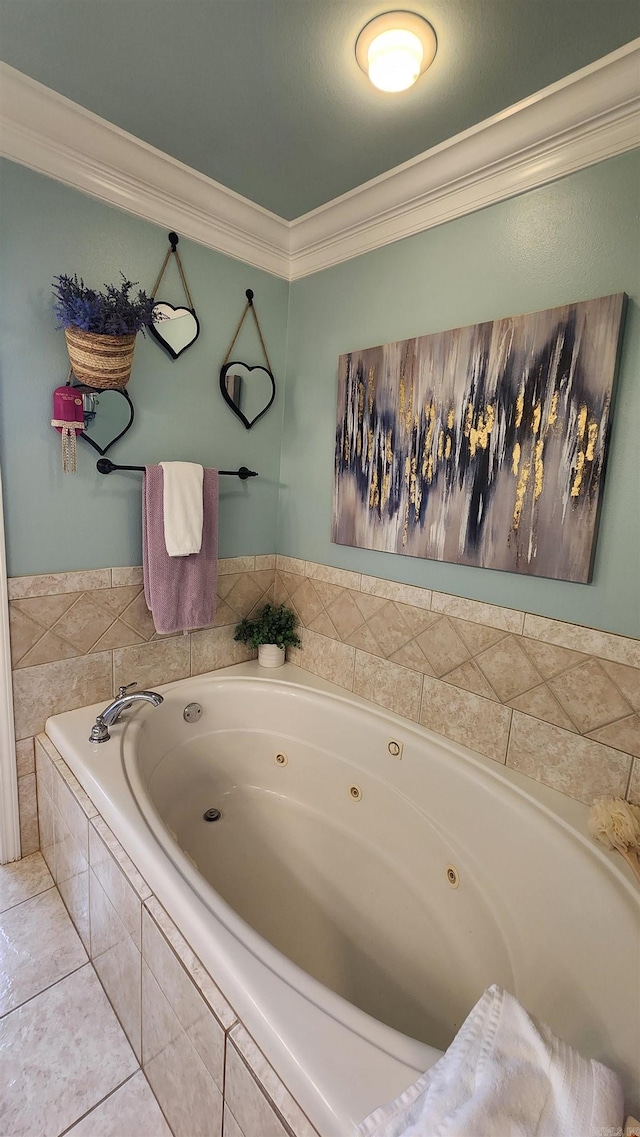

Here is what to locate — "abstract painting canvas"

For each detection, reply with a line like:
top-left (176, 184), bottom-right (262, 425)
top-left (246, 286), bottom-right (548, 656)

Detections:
top-left (332, 294), bottom-right (626, 582)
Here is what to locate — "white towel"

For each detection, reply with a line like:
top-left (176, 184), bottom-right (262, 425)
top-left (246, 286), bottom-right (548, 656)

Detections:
top-left (159, 461), bottom-right (204, 556)
top-left (358, 985), bottom-right (624, 1137)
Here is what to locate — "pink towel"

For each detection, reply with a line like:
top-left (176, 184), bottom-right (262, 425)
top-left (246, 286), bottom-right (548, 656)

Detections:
top-left (143, 465), bottom-right (218, 634)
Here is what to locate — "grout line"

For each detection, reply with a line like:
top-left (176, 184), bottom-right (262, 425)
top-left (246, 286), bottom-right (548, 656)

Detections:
top-left (0, 880), bottom-right (55, 917)
top-left (623, 757), bottom-right (635, 800)
top-left (0, 959), bottom-right (89, 1021)
top-left (57, 1069), bottom-right (141, 1136)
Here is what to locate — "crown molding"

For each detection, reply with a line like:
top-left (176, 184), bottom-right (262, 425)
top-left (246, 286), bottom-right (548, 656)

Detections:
top-left (1, 42), bottom-right (639, 283)
top-left (0, 64), bottom-right (290, 279)
top-left (288, 39), bottom-right (640, 279)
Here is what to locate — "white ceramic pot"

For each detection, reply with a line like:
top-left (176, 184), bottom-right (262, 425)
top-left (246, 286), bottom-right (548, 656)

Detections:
top-left (258, 643), bottom-right (285, 668)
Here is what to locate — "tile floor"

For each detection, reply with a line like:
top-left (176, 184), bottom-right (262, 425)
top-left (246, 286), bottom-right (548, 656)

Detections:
top-left (0, 852), bottom-right (172, 1137)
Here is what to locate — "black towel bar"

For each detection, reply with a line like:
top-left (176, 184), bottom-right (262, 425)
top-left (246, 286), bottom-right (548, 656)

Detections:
top-left (96, 458), bottom-right (258, 479)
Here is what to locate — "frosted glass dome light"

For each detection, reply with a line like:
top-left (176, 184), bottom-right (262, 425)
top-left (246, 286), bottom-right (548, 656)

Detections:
top-left (356, 12), bottom-right (437, 93)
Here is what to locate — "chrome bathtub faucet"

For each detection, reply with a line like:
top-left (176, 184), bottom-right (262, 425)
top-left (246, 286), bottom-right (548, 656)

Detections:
top-left (89, 682), bottom-right (164, 743)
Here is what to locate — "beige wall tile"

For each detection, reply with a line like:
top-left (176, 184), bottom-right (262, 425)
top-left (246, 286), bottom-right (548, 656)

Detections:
top-left (191, 627), bottom-right (255, 675)
top-left (143, 907), bottom-right (225, 1090)
top-left (522, 614), bottom-right (640, 669)
top-left (118, 591), bottom-right (156, 640)
top-left (225, 574), bottom-right (269, 618)
top-left (142, 960), bottom-right (223, 1137)
top-left (353, 652), bottom-right (423, 721)
top-left (37, 784), bottom-right (56, 880)
top-left (388, 638), bottom-right (434, 674)
top-left (9, 607), bottom-right (46, 666)
top-left (519, 637), bottom-right (585, 679)
top-left (416, 616), bottom-right (471, 678)
top-left (508, 683), bottom-right (576, 732)
top-left (13, 592), bottom-right (80, 626)
top-left (454, 623), bottom-right (506, 655)
top-left (90, 869), bottom-right (142, 1059)
top-left (254, 554), bottom-right (276, 570)
top-left (91, 817), bottom-right (151, 903)
top-left (507, 712), bottom-right (632, 804)
top-left (16, 737), bottom-right (34, 777)
top-left (8, 569), bottom-right (112, 600)
top-left (305, 561), bottom-right (362, 590)
top-left (289, 577), bottom-right (326, 625)
top-left (111, 566), bottom-right (144, 587)
top-left (628, 759), bottom-right (640, 806)
top-left (325, 590), bottom-right (365, 639)
top-left (600, 660), bottom-right (640, 712)
top-left (442, 659), bottom-right (497, 701)
top-left (549, 660), bottom-right (632, 733)
top-left (34, 737), bottom-right (54, 800)
top-left (308, 611), bottom-right (340, 639)
top-left (294, 628), bottom-right (355, 691)
top-left (144, 898), bottom-right (236, 1030)
top-left (90, 821), bottom-right (149, 949)
top-left (420, 676), bottom-right (512, 763)
top-left (92, 620), bottom-right (144, 651)
top-left (474, 636), bottom-right (542, 702)
top-left (275, 554), bottom-right (306, 576)
top-left (588, 714), bottom-right (640, 758)
top-left (224, 1039), bottom-right (291, 1137)
top-left (346, 622), bottom-right (386, 656)
top-left (16, 630), bottom-right (81, 669)
top-left (218, 556), bottom-right (256, 574)
top-left (18, 773), bottom-right (39, 857)
top-left (431, 592), bottom-right (524, 633)
top-left (113, 637), bottom-right (190, 691)
top-left (12, 652), bottom-right (113, 740)
top-left (95, 585), bottom-right (143, 617)
top-left (368, 601), bottom-right (422, 657)
top-left (223, 1105), bottom-right (244, 1137)
top-left (360, 575), bottom-right (432, 610)
top-left (51, 594), bottom-right (114, 653)
top-left (229, 1023), bottom-right (319, 1137)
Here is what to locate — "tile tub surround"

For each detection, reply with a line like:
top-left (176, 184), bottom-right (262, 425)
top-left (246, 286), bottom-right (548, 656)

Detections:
top-left (9, 558), bottom-right (273, 855)
top-left (275, 557), bottom-right (640, 808)
top-left (0, 853), bottom-right (168, 1137)
top-left (34, 735), bottom-right (320, 1137)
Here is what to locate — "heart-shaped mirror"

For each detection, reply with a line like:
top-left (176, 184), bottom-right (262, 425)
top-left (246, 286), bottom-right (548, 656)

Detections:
top-left (219, 361), bottom-right (276, 430)
top-left (78, 387), bottom-right (135, 455)
top-left (149, 302), bottom-right (200, 360)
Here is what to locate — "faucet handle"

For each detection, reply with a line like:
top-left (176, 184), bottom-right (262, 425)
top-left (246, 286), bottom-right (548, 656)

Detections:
top-left (117, 681), bottom-right (138, 698)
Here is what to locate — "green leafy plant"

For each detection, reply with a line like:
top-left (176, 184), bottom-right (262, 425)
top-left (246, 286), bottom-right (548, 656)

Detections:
top-left (234, 603), bottom-right (301, 649)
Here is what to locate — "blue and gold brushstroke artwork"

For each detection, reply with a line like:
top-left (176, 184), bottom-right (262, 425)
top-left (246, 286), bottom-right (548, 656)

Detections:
top-left (332, 294), bottom-right (626, 582)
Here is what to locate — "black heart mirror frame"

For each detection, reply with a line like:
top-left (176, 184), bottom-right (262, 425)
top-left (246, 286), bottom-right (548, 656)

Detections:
top-left (219, 361), bottom-right (276, 430)
top-left (78, 387), bottom-right (135, 456)
top-left (148, 302), bottom-right (200, 360)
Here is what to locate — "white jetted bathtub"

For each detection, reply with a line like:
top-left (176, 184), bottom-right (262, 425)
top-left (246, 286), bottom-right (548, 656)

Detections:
top-left (46, 661), bottom-right (640, 1132)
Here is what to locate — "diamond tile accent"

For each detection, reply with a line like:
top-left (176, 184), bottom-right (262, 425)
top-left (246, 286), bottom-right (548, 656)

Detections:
top-left (52, 594), bottom-right (114, 653)
top-left (475, 635), bottom-right (542, 702)
top-left (368, 601), bottom-right (418, 656)
top-left (587, 714), bottom-right (640, 758)
top-left (9, 607), bottom-right (46, 665)
top-left (18, 630), bottom-right (81, 669)
top-left (290, 578), bottom-right (325, 625)
top-left (508, 683), bottom-right (577, 732)
top-left (417, 616), bottom-right (470, 678)
top-left (444, 659), bottom-right (497, 700)
top-left (325, 590), bottom-right (365, 639)
top-left (549, 659), bottom-right (632, 733)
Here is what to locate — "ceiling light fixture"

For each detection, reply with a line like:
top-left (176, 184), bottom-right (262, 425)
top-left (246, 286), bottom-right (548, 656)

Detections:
top-left (356, 11), bottom-right (437, 93)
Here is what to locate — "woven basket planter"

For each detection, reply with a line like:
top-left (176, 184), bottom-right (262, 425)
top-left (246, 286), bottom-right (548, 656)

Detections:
top-left (64, 327), bottom-right (137, 389)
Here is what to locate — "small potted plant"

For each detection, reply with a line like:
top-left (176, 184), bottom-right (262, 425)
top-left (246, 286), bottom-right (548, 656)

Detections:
top-left (52, 272), bottom-right (156, 388)
top-left (234, 603), bottom-right (301, 668)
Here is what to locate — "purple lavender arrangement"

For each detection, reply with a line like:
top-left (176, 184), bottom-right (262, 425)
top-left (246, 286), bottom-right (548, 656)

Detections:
top-left (52, 273), bottom-right (155, 336)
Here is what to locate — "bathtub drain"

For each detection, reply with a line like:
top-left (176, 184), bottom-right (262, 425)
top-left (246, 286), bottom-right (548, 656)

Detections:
top-left (203, 808), bottom-right (222, 823)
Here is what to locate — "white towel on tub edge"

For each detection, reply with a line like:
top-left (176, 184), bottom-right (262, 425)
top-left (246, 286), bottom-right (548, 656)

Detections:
top-left (357, 985), bottom-right (624, 1137)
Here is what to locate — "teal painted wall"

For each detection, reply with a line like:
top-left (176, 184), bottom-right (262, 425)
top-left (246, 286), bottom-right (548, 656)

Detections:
top-left (0, 160), bottom-right (289, 576)
top-left (279, 151), bottom-right (640, 638)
